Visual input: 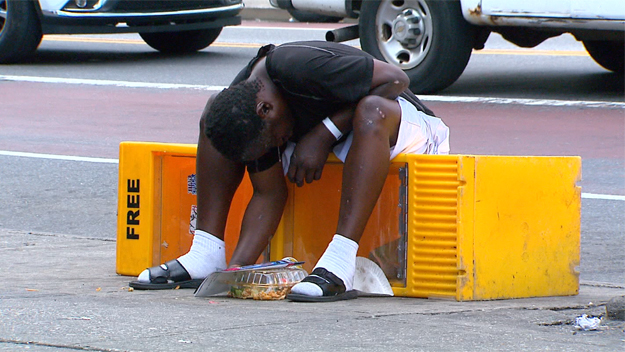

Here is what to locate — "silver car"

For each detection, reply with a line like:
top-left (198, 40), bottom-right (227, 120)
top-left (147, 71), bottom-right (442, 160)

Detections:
top-left (0, 0), bottom-right (243, 63)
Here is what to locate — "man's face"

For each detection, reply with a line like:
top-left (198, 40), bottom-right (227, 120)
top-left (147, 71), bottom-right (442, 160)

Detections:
top-left (242, 95), bottom-right (294, 162)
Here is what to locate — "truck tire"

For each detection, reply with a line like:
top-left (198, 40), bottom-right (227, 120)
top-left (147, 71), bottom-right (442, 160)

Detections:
top-left (287, 8), bottom-right (342, 23)
top-left (583, 40), bottom-right (624, 74)
top-left (140, 28), bottom-right (223, 53)
top-left (359, 0), bottom-right (475, 94)
top-left (0, 0), bottom-right (43, 63)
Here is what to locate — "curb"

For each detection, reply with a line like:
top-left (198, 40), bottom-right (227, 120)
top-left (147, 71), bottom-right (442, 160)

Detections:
top-left (606, 295), bottom-right (625, 321)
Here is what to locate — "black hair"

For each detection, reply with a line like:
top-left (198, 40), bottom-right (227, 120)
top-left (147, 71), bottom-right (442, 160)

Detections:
top-left (204, 79), bottom-right (264, 162)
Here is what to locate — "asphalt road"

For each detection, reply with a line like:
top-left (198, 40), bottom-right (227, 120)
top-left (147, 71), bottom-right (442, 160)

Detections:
top-left (0, 21), bottom-right (623, 101)
top-left (0, 21), bottom-right (623, 286)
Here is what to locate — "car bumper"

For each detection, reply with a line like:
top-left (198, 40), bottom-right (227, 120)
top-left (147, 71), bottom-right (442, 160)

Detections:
top-left (40, 2), bottom-right (243, 34)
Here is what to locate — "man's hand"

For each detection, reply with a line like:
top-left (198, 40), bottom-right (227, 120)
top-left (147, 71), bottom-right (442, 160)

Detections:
top-left (287, 128), bottom-right (334, 187)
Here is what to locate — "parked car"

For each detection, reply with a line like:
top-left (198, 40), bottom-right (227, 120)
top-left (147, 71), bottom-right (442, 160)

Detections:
top-left (270, 0), bottom-right (625, 93)
top-left (0, 0), bottom-right (243, 63)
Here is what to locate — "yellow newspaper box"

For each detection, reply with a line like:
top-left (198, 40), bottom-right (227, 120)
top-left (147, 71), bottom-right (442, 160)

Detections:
top-left (117, 141), bottom-right (581, 301)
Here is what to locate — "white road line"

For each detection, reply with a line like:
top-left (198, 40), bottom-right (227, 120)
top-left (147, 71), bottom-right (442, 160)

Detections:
top-left (2, 74), bottom-right (623, 109)
top-left (0, 74), bottom-right (223, 91)
top-left (420, 95), bottom-right (625, 109)
top-left (0, 150), bottom-right (118, 164)
top-left (1, 150), bottom-right (623, 201)
top-left (581, 193), bottom-right (625, 201)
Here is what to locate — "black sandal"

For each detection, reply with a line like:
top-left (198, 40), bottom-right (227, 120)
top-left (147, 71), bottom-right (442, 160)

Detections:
top-left (287, 267), bottom-right (358, 302)
top-left (129, 260), bottom-right (203, 290)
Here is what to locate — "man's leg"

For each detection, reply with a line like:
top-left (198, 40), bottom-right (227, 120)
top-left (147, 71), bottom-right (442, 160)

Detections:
top-left (290, 96), bottom-right (401, 300)
top-left (131, 117), bottom-right (246, 289)
top-left (178, 117), bottom-right (246, 277)
top-left (335, 96), bottom-right (401, 243)
top-left (194, 116), bottom-right (246, 243)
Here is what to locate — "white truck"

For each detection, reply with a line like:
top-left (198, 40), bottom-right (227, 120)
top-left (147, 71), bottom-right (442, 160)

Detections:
top-left (270, 0), bottom-right (625, 93)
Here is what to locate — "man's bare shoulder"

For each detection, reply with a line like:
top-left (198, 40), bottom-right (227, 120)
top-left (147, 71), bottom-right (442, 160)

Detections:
top-left (200, 93), bottom-right (219, 122)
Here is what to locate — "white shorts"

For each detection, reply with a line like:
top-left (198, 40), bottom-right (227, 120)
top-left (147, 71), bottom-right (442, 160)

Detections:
top-left (281, 97), bottom-right (450, 173)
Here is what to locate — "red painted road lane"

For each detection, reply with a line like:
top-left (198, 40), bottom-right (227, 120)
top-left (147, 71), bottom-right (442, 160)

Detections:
top-left (428, 102), bottom-right (624, 159)
top-left (1, 82), bottom-right (623, 161)
top-left (1, 82), bottom-right (206, 158)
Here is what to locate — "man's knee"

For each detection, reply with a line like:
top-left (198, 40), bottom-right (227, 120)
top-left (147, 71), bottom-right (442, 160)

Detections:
top-left (353, 95), bottom-right (390, 134)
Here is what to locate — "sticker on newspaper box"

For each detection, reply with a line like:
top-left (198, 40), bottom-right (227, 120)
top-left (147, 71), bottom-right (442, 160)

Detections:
top-left (189, 205), bottom-right (197, 235)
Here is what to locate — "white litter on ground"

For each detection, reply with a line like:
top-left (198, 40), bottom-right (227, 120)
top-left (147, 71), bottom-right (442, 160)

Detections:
top-left (574, 314), bottom-right (602, 331)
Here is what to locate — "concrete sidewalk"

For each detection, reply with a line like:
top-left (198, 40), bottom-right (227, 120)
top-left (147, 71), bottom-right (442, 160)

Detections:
top-left (2, 2), bottom-right (624, 351)
top-left (2, 229), bottom-right (624, 351)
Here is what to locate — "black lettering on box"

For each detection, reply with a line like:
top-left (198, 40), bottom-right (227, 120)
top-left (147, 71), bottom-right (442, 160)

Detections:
top-left (127, 194), bottom-right (140, 208)
top-left (125, 179), bottom-right (141, 240)
top-left (127, 179), bottom-right (140, 193)
top-left (126, 227), bottom-right (139, 240)
top-left (127, 210), bottom-right (140, 225)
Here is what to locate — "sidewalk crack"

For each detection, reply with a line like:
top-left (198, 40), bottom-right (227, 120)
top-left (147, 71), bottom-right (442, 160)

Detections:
top-left (0, 339), bottom-right (124, 352)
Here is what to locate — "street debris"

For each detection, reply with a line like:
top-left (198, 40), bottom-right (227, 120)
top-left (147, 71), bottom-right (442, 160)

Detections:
top-left (574, 314), bottom-right (601, 331)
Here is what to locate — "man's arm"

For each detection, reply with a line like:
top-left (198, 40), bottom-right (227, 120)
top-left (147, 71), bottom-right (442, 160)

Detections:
top-left (319, 59), bottom-right (407, 142)
top-left (291, 59), bottom-right (407, 156)
top-left (229, 162), bottom-right (288, 266)
top-left (286, 56), bottom-right (409, 187)
top-left (286, 104), bottom-right (355, 186)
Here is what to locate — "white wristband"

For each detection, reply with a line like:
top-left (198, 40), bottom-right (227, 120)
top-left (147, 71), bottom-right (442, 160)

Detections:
top-left (322, 117), bottom-right (343, 141)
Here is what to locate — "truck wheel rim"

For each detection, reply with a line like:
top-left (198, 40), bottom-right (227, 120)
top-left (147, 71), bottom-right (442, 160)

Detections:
top-left (0, 0), bottom-right (7, 32)
top-left (375, 0), bottom-right (433, 69)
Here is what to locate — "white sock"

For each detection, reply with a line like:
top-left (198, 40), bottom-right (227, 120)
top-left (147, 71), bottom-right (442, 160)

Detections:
top-left (137, 230), bottom-right (226, 282)
top-left (290, 234), bottom-right (358, 296)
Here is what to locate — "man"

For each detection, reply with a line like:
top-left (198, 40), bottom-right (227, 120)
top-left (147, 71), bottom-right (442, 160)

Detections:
top-left (130, 41), bottom-right (449, 302)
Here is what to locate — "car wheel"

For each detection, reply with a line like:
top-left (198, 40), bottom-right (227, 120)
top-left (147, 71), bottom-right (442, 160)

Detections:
top-left (359, 0), bottom-right (475, 94)
top-left (139, 28), bottom-right (223, 53)
top-left (0, 0), bottom-right (43, 63)
top-left (287, 8), bottom-right (343, 23)
top-left (583, 40), bottom-right (624, 74)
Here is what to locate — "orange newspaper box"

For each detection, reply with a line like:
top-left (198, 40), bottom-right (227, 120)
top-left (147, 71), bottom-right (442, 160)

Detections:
top-left (117, 141), bottom-right (581, 300)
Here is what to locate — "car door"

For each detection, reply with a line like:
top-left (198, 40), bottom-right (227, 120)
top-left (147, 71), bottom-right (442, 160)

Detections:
top-left (479, 0), bottom-right (625, 19)
top-left (480, 0), bottom-right (571, 17)
top-left (569, 0), bottom-right (625, 20)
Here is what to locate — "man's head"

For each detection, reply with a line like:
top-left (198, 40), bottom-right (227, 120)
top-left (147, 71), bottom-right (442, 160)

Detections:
top-left (204, 78), bottom-right (294, 162)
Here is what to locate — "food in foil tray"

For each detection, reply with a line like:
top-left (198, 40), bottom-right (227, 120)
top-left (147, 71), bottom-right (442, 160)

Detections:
top-left (228, 267), bottom-right (308, 300)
